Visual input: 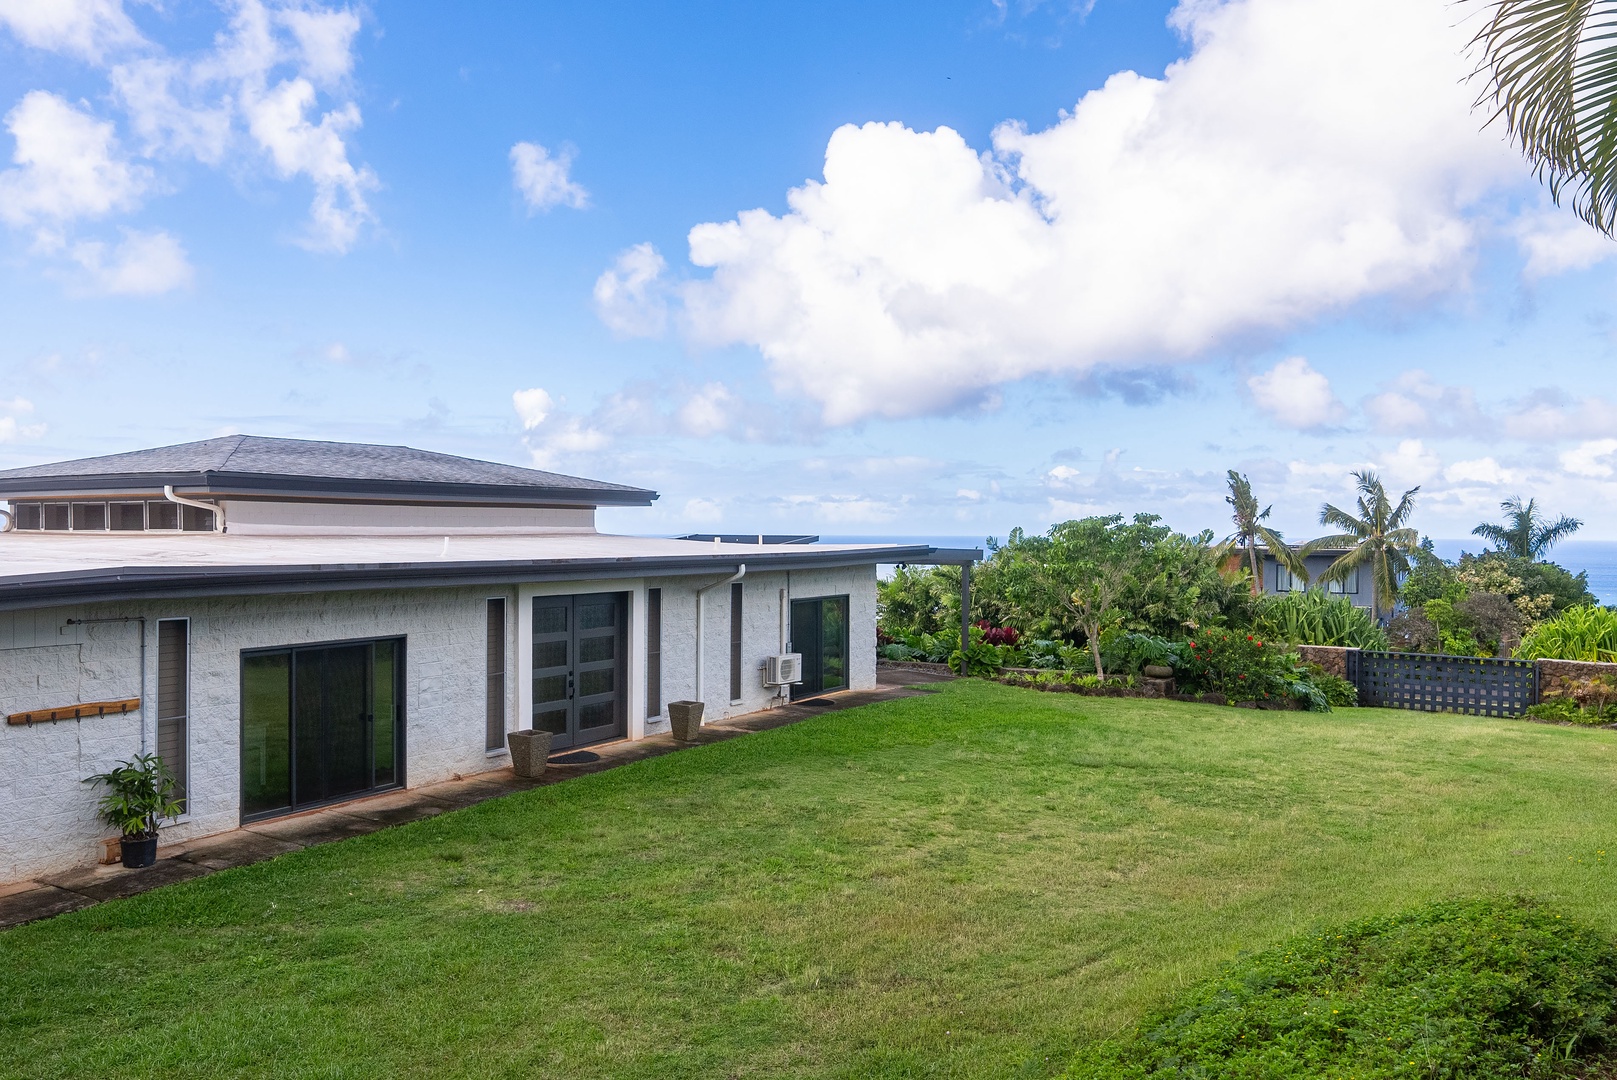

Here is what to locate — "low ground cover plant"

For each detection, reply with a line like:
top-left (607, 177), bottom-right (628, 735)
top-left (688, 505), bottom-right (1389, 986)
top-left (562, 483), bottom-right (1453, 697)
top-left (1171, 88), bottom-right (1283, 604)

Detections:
top-left (1527, 674), bottom-right (1617, 725)
top-left (1071, 897), bottom-right (1617, 1079)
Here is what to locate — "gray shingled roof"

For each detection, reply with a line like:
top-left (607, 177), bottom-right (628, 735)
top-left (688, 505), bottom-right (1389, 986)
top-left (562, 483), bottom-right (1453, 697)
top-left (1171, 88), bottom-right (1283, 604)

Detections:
top-left (0, 435), bottom-right (657, 505)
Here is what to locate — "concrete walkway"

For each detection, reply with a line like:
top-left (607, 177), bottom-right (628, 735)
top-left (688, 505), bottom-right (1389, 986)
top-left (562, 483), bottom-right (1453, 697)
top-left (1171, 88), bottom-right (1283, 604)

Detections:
top-left (0, 667), bottom-right (951, 931)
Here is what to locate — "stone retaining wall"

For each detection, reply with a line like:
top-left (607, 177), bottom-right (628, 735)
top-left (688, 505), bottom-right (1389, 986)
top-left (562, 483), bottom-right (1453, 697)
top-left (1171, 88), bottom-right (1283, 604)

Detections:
top-left (1537, 658), bottom-right (1617, 698)
top-left (1296, 645), bottom-right (1350, 678)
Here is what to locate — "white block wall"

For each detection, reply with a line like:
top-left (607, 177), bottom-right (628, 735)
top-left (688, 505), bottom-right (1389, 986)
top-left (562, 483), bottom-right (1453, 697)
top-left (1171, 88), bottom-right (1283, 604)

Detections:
top-left (0, 563), bottom-right (877, 885)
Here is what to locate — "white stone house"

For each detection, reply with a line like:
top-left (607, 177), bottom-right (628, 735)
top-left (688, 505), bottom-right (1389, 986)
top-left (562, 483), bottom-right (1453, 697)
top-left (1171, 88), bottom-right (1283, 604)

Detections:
top-left (0, 436), bottom-right (969, 885)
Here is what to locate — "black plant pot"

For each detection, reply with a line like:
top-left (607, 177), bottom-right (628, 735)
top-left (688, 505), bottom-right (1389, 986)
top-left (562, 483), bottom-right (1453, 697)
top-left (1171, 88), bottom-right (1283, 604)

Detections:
top-left (120, 835), bottom-right (157, 869)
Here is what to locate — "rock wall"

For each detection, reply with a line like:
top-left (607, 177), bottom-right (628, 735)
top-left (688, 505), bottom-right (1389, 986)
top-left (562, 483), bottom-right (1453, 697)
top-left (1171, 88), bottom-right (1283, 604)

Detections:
top-left (1536, 658), bottom-right (1617, 698)
top-left (1296, 645), bottom-right (1350, 678)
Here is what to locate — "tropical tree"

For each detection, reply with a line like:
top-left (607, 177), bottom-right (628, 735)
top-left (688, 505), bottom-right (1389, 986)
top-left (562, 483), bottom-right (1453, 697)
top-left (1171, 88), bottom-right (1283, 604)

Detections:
top-left (1213, 470), bottom-right (1308, 595)
top-left (1305, 471), bottom-right (1422, 622)
top-left (997, 515), bottom-right (1152, 677)
top-left (1471, 495), bottom-right (1582, 559)
top-left (1468, 0), bottom-right (1617, 235)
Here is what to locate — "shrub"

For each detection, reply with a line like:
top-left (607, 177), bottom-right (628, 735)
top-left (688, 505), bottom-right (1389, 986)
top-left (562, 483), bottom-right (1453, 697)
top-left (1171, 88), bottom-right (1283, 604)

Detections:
top-left (1388, 607), bottom-right (1440, 653)
top-left (1517, 605), bottom-right (1617, 662)
top-left (1181, 630), bottom-right (1293, 702)
top-left (1070, 896), bottom-right (1617, 1079)
top-left (975, 622), bottom-right (1021, 647)
top-left (1255, 590), bottom-right (1388, 649)
top-left (1527, 675), bottom-right (1617, 725)
top-left (1302, 664), bottom-right (1357, 707)
top-left (1098, 630), bottom-right (1189, 675)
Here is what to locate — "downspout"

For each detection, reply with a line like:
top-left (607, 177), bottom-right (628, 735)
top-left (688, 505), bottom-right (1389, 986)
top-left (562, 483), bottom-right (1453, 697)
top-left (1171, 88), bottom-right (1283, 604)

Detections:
top-left (164, 486), bottom-right (225, 532)
top-left (694, 564), bottom-right (745, 707)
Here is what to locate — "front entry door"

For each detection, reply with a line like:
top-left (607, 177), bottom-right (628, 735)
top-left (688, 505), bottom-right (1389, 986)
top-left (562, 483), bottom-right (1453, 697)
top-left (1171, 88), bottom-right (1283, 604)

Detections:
top-left (532, 592), bottom-right (627, 750)
top-left (790, 596), bottom-right (849, 700)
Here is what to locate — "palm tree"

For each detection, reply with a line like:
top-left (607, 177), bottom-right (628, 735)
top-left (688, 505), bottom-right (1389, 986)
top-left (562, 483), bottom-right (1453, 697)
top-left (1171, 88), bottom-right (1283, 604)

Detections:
top-left (1213, 471), bottom-right (1307, 595)
top-left (1471, 495), bottom-right (1582, 558)
top-left (1469, 1), bottom-right (1617, 235)
top-left (1305, 471), bottom-right (1422, 623)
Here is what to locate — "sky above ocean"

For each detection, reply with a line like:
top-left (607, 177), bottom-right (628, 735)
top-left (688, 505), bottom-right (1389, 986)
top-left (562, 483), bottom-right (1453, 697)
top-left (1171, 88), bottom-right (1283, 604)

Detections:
top-left (2, 1), bottom-right (1616, 544)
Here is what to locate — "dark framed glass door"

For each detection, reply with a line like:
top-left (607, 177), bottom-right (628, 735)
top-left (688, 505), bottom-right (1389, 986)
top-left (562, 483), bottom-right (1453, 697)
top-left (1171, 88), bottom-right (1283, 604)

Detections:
top-left (531, 592), bottom-right (627, 749)
top-left (790, 595), bottom-right (849, 699)
top-left (240, 637), bottom-right (404, 821)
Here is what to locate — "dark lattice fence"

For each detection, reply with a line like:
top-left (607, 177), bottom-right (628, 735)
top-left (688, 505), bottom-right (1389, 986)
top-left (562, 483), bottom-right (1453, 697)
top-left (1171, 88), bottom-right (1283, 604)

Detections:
top-left (1346, 651), bottom-right (1537, 716)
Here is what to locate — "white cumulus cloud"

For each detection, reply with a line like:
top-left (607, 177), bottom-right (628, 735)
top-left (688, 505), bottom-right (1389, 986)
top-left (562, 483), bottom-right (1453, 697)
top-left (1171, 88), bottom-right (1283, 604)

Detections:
top-left (0, 91), bottom-right (150, 228)
top-left (512, 387), bottom-right (554, 430)
top-left (510, 141), bottom-right (587, 212)
top-left (676, 382), bottom-right (738, 437)
top-left (0, 0), bottom-right (378, 258)
top-left (594, 243), bottom-right (668, 337)
top-left (1561, 439), bottom-right (1617, 479)
top-left (634, 0), bottom-right (1522, 425)
top-left (69, 227), bottom-right (192, 294)
top-left (0, 0), bottom-right (143, 62)
top-left (1247, 356), bottom-right (1343, 430)
top-left (1444, 456), bottom-right (1511, 485)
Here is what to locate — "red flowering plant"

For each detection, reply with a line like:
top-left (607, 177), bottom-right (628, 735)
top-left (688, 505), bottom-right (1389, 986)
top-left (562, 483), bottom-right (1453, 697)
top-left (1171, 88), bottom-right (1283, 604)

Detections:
top-left (974, 621), bottom-right (1021, 648)
top-left (1181, 629), bottom-right (1297, 702)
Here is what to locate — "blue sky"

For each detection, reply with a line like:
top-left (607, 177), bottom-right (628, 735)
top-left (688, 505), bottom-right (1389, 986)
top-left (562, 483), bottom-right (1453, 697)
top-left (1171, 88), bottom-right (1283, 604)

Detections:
top-left (3, 0), bottom-right (1617, 546)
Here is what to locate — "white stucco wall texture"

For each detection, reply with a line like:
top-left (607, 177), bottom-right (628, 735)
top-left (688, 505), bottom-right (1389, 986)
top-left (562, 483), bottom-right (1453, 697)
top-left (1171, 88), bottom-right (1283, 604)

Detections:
top-left (0, 563), bottom-right (876, 884)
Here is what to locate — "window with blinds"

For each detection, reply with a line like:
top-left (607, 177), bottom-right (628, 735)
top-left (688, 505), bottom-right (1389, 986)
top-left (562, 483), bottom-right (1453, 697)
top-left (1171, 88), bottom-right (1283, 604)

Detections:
top-left (646, 588), bottom-right (662, 718)
top-left (485, 598), bottom-right (506, 751)
top-left (156, 619), bottom-right (189, 812)
top-left (729, 582), bottom-right (743, 703)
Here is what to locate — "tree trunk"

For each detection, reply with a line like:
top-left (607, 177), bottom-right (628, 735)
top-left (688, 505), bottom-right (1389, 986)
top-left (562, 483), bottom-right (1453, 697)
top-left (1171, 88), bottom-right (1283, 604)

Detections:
top-left (1086, 621), bottom-right (1105, 678)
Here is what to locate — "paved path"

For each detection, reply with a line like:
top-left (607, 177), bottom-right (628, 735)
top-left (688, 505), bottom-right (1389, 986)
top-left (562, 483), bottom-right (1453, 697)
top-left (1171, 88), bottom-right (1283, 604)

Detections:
top-left (0, 668), bottom-right (951, 931)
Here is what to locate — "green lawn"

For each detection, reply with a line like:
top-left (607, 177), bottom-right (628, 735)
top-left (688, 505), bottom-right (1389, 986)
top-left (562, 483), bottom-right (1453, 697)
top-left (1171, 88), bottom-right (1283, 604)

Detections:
top-left (5, 680), bottom-right (1617, 1079)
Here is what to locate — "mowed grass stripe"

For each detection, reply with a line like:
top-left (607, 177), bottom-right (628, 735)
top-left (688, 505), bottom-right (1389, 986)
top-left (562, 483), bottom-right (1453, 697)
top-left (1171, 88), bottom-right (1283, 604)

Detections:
top-left (3, 680), bottom-right (1616, 1079)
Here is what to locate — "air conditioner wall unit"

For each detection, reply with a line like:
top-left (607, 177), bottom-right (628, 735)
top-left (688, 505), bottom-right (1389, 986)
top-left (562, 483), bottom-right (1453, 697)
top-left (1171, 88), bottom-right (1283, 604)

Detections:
top-left (764, 653), bottom-right (802, 686)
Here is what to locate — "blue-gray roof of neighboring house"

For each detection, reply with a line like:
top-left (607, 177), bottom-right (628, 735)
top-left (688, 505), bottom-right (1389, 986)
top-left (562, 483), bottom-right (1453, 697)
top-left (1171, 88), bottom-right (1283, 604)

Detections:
top-left (0, 435), bottom-right (657, 506)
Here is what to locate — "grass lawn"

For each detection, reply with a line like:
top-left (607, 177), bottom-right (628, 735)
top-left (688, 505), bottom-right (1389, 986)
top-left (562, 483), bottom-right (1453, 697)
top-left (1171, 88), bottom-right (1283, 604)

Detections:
top-left (5, 680), bottom-right (1617, 1079)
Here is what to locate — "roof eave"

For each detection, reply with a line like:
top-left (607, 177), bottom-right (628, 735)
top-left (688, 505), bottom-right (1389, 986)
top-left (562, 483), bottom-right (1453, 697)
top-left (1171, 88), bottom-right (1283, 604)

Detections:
top-left (0, 471), bottom-right (658, 507)
top-left (0, 543), bottom-right (956, 611)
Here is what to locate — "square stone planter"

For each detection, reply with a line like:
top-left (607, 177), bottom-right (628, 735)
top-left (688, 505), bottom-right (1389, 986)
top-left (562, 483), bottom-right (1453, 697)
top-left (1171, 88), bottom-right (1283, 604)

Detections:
top-left (668, 700), bottom-right (705, 742)
top-left (506, 729), bottom-right (553, 778)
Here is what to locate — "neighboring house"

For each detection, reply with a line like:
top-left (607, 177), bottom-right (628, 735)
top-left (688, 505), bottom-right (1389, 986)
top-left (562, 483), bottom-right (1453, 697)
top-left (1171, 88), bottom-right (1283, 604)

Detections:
top-left (1251, 547), bottom-right (1372, 610)
top-left (0, 436), bottom-right (973, 884)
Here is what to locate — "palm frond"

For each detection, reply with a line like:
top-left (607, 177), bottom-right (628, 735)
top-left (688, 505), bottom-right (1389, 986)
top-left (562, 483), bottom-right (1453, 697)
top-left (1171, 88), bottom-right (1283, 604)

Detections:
top-left (1317, 504), bottom-right (1367, 535)
top-left (1472, 522), bottom-right (1514, 549)
top-left (1255, 525), bottom-right (1308, 581)
top-left (1533, 513), bottom-right (1583, 554)
top-left (1471, 0), bottom-right (1617, 235)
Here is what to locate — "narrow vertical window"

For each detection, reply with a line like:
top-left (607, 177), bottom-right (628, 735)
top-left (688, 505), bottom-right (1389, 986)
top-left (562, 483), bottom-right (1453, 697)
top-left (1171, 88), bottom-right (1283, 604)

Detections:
top-left (157, 619), bottom-right (189, 811)
top-left (485, 598), bottom-right (506, 751)
top-left (646, 588), bottom-right (662, 718)
top-left (729, 582), bottom-right (744, 703)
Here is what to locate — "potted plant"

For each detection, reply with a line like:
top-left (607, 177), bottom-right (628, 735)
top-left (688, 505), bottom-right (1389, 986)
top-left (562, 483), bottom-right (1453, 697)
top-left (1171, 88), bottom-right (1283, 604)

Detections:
top-left (84, 754), bottom-right (183, 869)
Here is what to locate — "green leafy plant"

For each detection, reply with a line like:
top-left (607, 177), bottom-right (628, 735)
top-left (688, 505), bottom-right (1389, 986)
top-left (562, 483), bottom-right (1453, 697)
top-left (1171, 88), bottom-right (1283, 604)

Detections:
top-left (1300, 664), bottom-right (1358, 707)
top-left (84, 754), bottom-right (183, 840)
top-left (1517, 605), bottom-right (1617, 661)
top-left (1181, 629), bottom-right (1294, 702)
top-left (1097, 630), bottom-right (1189, 675)
top-left (949, 626), bottom-right (1006, 677)
top-left (1254, 589), bottom-right (1389, 649)
top-left (1071, 896), bottom-right (1617, 1079)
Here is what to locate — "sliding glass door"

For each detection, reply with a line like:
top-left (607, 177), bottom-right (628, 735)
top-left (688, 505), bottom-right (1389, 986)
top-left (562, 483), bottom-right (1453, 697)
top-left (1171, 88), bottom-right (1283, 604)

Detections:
top-left (241, 637), bottom-right (403, 820)
top-left (790, 596), bottom-right (849, 699)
